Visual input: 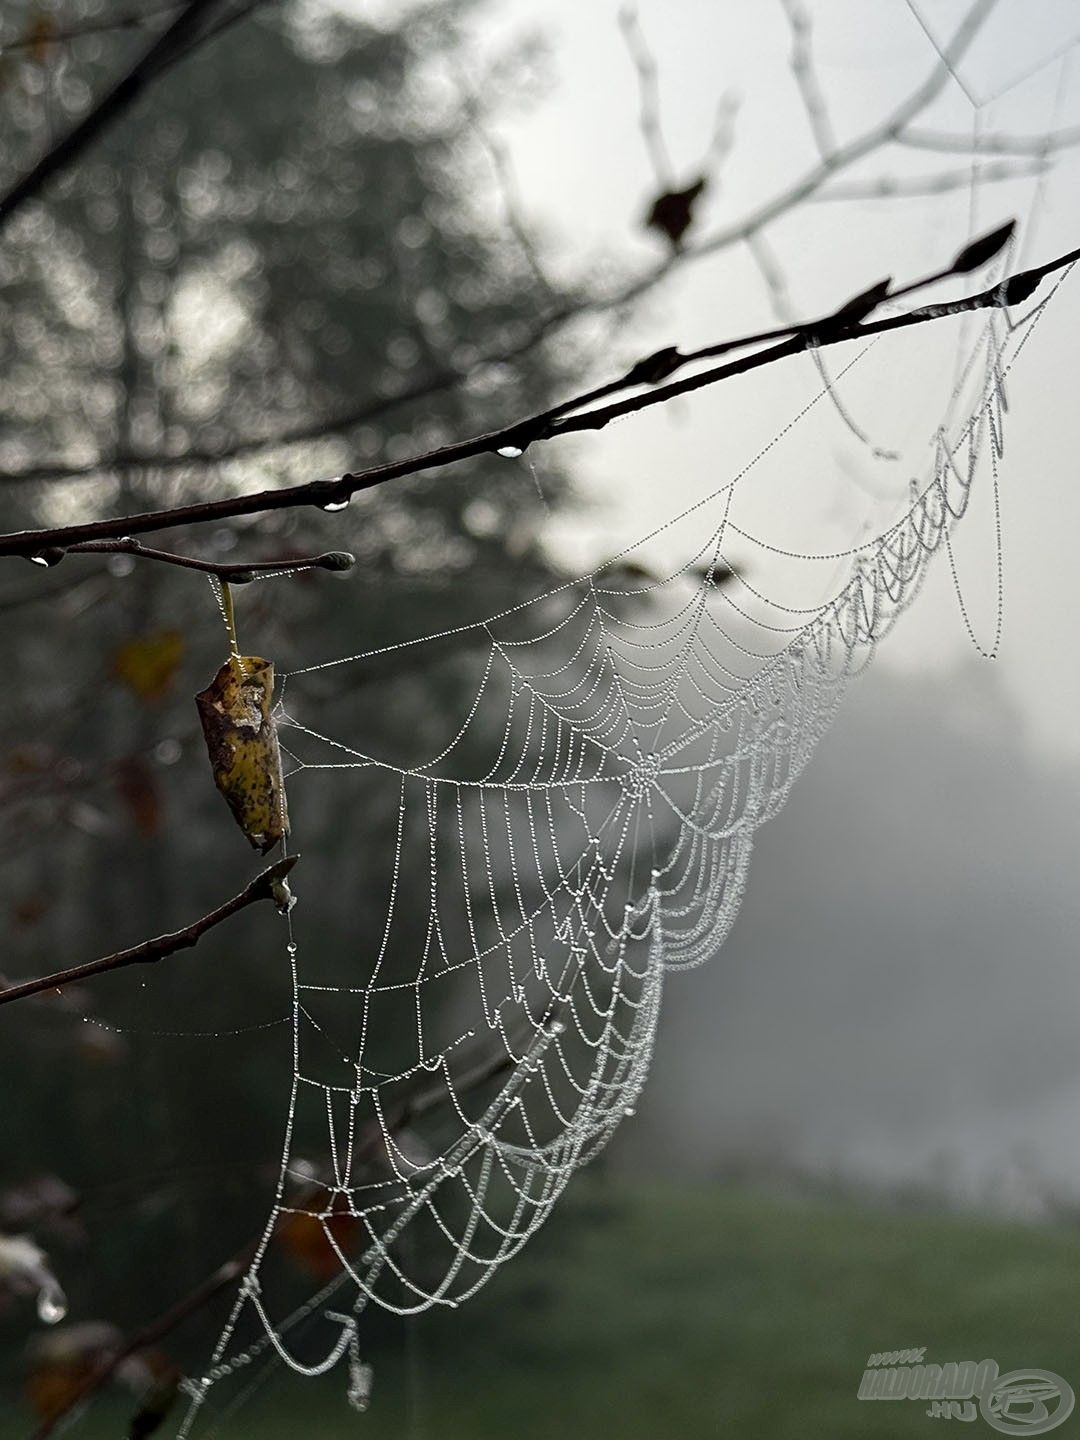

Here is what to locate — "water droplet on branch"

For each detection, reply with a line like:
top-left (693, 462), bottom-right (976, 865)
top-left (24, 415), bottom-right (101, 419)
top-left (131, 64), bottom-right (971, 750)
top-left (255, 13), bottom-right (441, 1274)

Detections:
top-left (28, 548), bottom-right (65, 568)
top-left (36, 1281), bottom-right (68, 1325)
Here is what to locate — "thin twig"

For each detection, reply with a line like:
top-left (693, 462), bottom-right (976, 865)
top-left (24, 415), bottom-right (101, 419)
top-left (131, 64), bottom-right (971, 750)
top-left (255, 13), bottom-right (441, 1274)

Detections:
top-left (0, 0), bottom-right (1019, 487)
top-left (814, 157), bottom-right (1048, 201)
top-left (39, 537), bottom-right (356, 583)
top-left (548, 254), bottom-right (1065, 437)
top-left (899, 121), bottom-right (1080, 155)
top-left (702, 89), bottom-right (740, 174)
top-left (0, 856), bottom-right (298, 1009)
top-left (745, 229), bottom-right (896, 458)
top-left (0, 0), bottom-right (227, 232)
top-left (0, 2), bottom-right (186, 54)
top-left (779, 0), bottom-right (836, 160)
top-left (0, 232), bottom-right (1072, 560)
top-left (167, 0), bottom-right (270, 67)
top-left (661, 0), bottom-right (1001, 268)
top-left (617, 2), bottom-right (675, 188)
top-left (454, 72), bottom-right (557, 299)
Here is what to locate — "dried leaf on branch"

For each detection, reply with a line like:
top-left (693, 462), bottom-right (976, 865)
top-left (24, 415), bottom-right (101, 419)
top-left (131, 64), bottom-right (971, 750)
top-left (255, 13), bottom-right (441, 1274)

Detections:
top-left (194, 656), bottom-right (288, 854)
top-left (645, 176), bottom-right (707, 248)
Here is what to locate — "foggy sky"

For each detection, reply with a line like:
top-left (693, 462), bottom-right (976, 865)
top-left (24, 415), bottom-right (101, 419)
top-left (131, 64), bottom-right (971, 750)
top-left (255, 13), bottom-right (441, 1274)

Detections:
top-left (623, 660), bottom-right (1080, 1207)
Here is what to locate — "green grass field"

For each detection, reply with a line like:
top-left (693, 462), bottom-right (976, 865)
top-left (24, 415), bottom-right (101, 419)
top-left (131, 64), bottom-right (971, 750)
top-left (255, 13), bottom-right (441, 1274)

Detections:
top-left (5, 1179), bottom-right (1079, 1438)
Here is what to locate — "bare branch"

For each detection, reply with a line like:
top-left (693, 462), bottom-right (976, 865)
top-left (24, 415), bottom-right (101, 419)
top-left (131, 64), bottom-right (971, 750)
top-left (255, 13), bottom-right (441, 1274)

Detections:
top-left (702, 89), bottom-right (740, 174)
top-left (814, 157), bottom-right (1048, 202)
top-left (778, 0), bottom-right (836, 160)
top-left (0, 2), bottom-right (185, 54)
top-left (617, 2), bottom-right (675, 189)
top-left (37, 537), bottom-right (356, 584)
top-left (0, 231), bottom-right (1072, 560)
top-left (899, 122), bottom-right (1080, 156)
top-left (167, 0), bottom-right (270, 68)
top-left (0, 0), bottom-right (229, 232)
top-left (0, 856), bottom-right (298, 1009)
top-left (0, 0), bottom-right (1020, 488)
top-left (455, 74), bottom-right (557, 299)
top-left (550, 255), bottom-right (1063, 437)
top-left (745, 229), bottom-right (897, 459)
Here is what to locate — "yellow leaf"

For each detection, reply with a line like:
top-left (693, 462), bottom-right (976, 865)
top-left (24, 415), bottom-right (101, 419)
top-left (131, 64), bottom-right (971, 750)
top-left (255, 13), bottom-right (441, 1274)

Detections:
top-left (194, 656), bottom-right (288, 854)
top-left (112, 630), bottom-right (185, 702)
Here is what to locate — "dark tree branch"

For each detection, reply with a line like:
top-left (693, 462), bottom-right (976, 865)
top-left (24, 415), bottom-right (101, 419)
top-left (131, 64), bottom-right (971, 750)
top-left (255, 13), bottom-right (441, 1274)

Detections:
top-left (0, 0), bottom-right (227, 233)
top-left (0, 232), bottom-right (1072, 561)
top-left (0, 329), bottom-right (552, 486)
top-left (548, 256), bottom-right (1061, 437)
top-left (0, 0), bottom-right (1030, 489)
top-left (0, 2), bottom-right (186, 54)
top-left (0, 856), bottom-right (298, 1009)
top-left (36, 537), bottom-right (356, 584)
top-left (167, 0), bottom-right (271, 67)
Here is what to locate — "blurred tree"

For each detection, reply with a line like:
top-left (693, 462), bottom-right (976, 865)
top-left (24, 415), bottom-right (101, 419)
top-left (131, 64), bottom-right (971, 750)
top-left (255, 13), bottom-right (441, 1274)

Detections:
top-left (0, 0), bottom-right (581, 1411)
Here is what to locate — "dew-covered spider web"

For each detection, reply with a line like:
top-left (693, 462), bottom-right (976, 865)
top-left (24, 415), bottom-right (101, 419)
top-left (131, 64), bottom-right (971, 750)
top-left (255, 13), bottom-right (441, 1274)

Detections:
top-left (176, 273), bottom-right (1067, 1434)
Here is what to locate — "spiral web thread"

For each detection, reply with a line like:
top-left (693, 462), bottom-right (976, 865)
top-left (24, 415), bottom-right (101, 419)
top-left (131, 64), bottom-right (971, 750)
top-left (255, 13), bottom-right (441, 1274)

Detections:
top-left (176, 280), bottom-right (1062, 1433)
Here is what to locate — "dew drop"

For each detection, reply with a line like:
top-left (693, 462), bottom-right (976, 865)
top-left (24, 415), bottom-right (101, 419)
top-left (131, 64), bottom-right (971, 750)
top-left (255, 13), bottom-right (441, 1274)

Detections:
top-left (320, 498), bottom-right (350, 513)
top-left (271, 878), bottom-right (297, 915)
top-left (347, 1359), bottom-right (374, 1413)
top-left (496, 445), bottom-right (524, 459)
top-left (37, 1281), bottom-right (67, 1325)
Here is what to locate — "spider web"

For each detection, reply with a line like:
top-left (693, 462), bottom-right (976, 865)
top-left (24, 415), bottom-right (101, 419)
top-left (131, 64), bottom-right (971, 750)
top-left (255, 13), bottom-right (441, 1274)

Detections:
top-left (174, 276), bottom-right (1064, 1434)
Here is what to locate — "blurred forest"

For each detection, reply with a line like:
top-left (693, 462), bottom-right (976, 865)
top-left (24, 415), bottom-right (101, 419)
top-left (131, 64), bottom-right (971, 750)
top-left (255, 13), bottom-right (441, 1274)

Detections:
top-left (0, 1), bottom-right (587, 1429)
